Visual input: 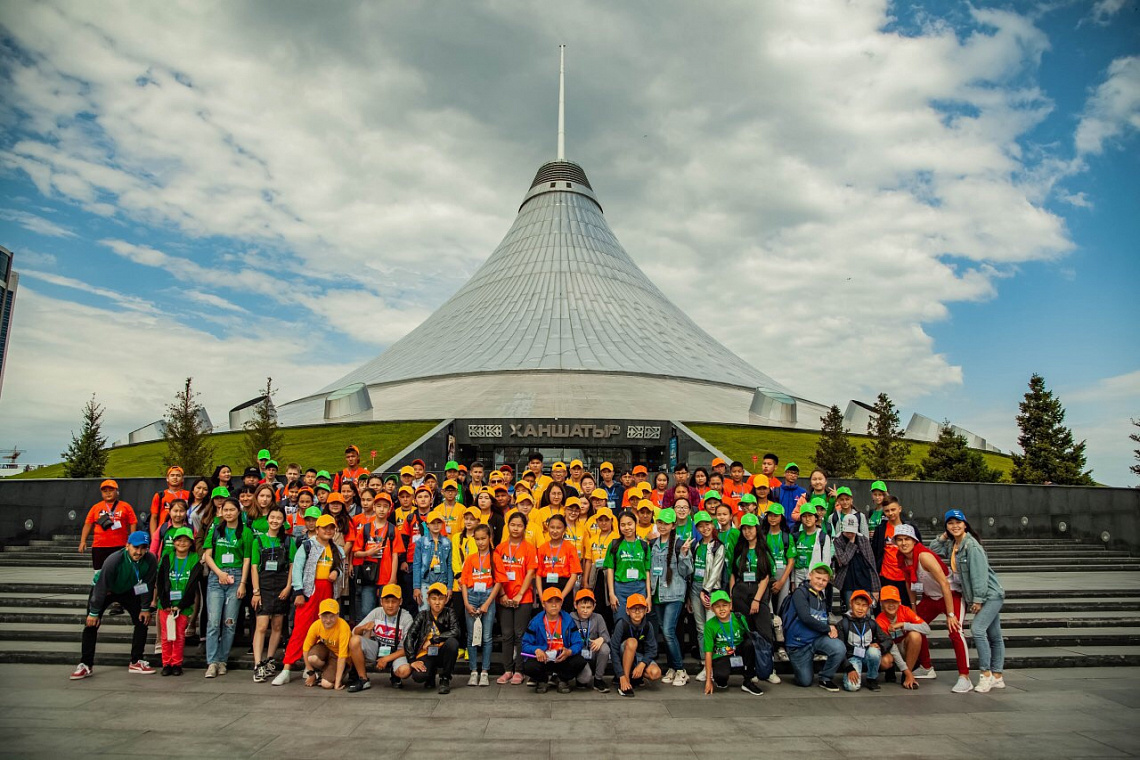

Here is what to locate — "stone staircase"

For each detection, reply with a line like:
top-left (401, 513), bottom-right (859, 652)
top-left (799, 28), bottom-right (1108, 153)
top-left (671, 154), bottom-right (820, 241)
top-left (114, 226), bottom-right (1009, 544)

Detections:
top-left (0, 534), bottom-right (1137, 672)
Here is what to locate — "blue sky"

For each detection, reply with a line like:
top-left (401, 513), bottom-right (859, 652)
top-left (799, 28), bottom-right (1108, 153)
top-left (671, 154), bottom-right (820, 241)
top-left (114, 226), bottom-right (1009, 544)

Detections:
top-left (0, 0), bottom-right (1136, 484)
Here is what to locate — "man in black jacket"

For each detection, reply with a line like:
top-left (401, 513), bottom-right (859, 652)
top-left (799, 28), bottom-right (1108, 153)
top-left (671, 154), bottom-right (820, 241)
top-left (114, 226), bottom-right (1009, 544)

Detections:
top-left (404, 583), bottom-right (460, 694)
top-left (870, 496), bottom-right (922, 608)
top-left (71, 531), bottom-right (158, 679)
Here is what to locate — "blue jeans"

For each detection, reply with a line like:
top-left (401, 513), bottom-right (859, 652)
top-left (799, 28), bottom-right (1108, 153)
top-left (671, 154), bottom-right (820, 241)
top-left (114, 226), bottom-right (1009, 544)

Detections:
top-left (358, 584), bottom-right (379, 620)
top-left (464, 590), bottom-right (495, 673)
top-left (971, 597), bottom-right (1005, 673)
top-left (787, 635), bottom-right (846, 686)
top-left (841, 648), bottom-right (882, 691)
top-left (652, 599), bottom-right (684, 670)
top-left (613, 580), bottom-right (646, 623)
top-left (206, 574), bottom-right (240, 665)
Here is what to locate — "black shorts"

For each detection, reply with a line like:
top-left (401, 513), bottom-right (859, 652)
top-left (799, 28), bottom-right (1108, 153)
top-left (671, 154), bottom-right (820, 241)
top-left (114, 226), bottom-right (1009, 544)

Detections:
top-left (257, 573), bottom-right (291, 617)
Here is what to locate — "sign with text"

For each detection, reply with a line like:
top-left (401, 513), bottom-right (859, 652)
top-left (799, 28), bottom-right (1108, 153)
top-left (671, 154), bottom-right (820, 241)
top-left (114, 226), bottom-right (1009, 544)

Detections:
top-left (456, 419), bottom-right (669, 446)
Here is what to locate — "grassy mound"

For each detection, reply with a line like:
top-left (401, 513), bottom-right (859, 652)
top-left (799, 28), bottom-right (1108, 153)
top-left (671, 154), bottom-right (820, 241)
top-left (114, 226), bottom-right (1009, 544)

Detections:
top-left (686, 423), bottom-right (1013, 481)
top-left (13, 420), bottom-right (440, 479)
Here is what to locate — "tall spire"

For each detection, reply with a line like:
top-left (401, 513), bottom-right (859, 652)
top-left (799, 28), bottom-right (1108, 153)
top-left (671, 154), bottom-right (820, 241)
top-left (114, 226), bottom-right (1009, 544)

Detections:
top-left (557, 44), bottom-right (566, 161)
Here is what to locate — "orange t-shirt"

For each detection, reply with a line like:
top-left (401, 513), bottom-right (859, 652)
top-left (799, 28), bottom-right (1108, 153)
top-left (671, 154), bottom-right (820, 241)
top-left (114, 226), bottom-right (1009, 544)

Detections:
top-left (85, 501), bottom-right (136, 548)
top-left (494, 540), bottom-right (537, 603)
top-left (876, 603), bottom-right (926, 639)
top-left (461, 551), bottom-right (496, 590)
top-left (881, 523), bottom-right (905, 581)
top-left (151, 489), bottom-right (190, 525)
top-left (536, 540), bottom-right (582, 581)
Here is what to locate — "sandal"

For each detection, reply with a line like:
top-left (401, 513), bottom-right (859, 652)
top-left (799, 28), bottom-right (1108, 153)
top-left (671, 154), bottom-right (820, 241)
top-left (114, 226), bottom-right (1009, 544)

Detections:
top-left (496, 671), bottom-right (513, 685)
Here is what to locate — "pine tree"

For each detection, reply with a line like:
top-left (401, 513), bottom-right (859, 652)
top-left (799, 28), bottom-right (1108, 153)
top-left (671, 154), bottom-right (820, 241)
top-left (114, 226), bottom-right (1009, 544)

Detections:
top-left (918, 423), bottom-right (1003, 483)
top-left (163, 377), bottom-right (215, 477)
top-left (1010, 374), bottom-right (1094, 485)
top-left (241, 377), bottom-right (284, 466)
top-left (814, 405), bottom-right (859, 477)
top-left (1128, 418), bottom-right (1139, 481)
top-left (61, 395), bottom-right (110, 478)
top-left (861, 392), bottom-right (913, 479)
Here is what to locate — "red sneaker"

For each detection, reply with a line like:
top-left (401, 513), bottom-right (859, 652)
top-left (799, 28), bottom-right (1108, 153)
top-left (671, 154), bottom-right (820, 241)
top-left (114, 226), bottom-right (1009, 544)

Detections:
top-left (128, 660), bottom-right (156, 675)
top-left (70, 663), bottom-right (93, 680)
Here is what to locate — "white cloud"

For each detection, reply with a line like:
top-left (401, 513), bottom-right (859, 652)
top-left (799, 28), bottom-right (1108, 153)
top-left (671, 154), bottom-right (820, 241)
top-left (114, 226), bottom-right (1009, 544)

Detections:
top-left (1084, 0), bottom-right (1128, 26)
top-left (181, 289), bottom-right (248, 314)
top-left (1075, 56), bottom-right (1140, 156)
top-left (0, 287), bottom-right (354, 461)
top-left (0, 208), bottom-right (75, 237)
top-left (20, 268), bottom-right (158, 314)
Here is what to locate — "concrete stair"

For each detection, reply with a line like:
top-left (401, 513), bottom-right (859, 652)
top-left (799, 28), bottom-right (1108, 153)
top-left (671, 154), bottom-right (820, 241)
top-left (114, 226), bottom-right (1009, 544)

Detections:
top-left (0, 534), bottom-right (1137, 673)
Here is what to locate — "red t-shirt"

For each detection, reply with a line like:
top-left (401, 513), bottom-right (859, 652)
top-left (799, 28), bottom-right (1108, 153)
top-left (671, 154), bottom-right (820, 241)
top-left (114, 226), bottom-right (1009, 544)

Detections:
top-left (494, 540), bottom-right (537, 603)
top-left (85, 501), bottom-right (137, 548)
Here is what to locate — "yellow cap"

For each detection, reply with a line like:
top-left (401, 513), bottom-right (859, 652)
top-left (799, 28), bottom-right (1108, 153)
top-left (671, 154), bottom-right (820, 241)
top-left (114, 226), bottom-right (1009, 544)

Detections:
top-left (515, 491), bottom-right (534, 504)
top-left (380, 584), bottom-right (402, 599)
top-left (514, 481), bottom-right (531, 492)
top-left (399, 466), bottom-right (414, 476)
top-left (637, 499), bottom-right (655, 511)
top-left (315, 515), bottom-right (336, 528)
top-left (442, 479), bottom-right (459, 491)
top-left (398, 485), bottom-right (414, 496)
top-left (569, 459), bottom-right (584, 469)
top-left (599, 461), bottom-right (614, 471)
top-left (590, 488), bottom-right (608, 501)
top-left (426, 509), bottom-right (445, 523)
top-left (427, 582), bottom-right (449, 597)
top-left (551, 462), bottom-right (567, 471)
top-left (319, 599), bottom-right (340, 615)
top-left (564, 496), bottom-right (581, 508)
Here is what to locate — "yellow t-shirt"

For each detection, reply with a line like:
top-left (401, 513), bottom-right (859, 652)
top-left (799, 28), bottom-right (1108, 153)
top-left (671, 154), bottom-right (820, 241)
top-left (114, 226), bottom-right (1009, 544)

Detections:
top-left (437, 502), bottom-right (463, 537)
top-left (451, 533), bottom-right (478, 590)
top-left (585, 527), bottom-right (618, 570)
top-left (563, 520), bottom-right (587, 559)
top-left (303, 616), bottom-right (351, 658)
top-left (531, 506), bottom-right (566, 537)
top-left (315, 543), bottom-right (334, 580)
top-left (635, 523), bottom-right (657, 541)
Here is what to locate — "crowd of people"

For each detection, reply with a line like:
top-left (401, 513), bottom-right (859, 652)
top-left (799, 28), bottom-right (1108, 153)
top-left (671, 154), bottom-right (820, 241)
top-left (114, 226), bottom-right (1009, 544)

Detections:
top-left (74, 447), bottom-right (1007, 697)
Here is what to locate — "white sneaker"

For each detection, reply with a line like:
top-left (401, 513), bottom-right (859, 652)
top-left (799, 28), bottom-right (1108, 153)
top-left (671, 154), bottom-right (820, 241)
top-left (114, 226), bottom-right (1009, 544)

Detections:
top-left (271, 669), bottom-right (294, 686)
top-left (662, 668), bottom-right (676, 684)
top-left (695, 667), bottom-right (707, 682)
top-left (952, 675), bottom-right (974, 693)
top-left (478, 672), bottom-right (490, 687)
top-left (216, 663), bottom-right (227, 676)
top-left (767, 672), bottom-right (782, 684)
top-left (975, 674), bottom-right (994, 693)
top-left (672, 670), bottom-right (689, 687)
top-left (912, 666), bottom-right (937, 680)
top-left (991, 675), bottom-right (1005, 689)
top-left (204, 663), bottom-right (218, 679)
top-left (468, 671), bottom-right (480, 687)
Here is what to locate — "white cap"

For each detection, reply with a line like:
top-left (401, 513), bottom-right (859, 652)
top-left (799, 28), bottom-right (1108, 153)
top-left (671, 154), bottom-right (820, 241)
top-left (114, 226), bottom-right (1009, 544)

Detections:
top-left (841, 514), bottom-right (860, 533)
top-left (893, 524), bottom-right (918, 541)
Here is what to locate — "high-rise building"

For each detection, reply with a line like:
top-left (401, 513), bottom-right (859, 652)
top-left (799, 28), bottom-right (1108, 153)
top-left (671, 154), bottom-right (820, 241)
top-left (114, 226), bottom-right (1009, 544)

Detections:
top-left (0, 245), bottom-right (17, 400)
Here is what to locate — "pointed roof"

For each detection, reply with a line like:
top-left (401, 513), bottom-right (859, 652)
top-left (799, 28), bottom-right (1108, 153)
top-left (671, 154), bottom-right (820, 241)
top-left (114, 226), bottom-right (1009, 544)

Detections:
top-left (320, 160), bottom-right (795, 397)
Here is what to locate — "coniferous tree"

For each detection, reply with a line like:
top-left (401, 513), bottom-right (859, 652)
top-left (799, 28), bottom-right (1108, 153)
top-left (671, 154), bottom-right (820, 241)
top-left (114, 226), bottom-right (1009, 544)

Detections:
top-left (61, 395), bottom-right (110, 478)
top-left (1131, 418), bottom-right (1140, 481)
top-left (241, 377), bottom-right (284, 465)
top-left (163, 377), bottom-right (214, 477)
top-left (918, 423), bottom-right (1002, 483)
top-left (814, 405), bottom-right (859, 477)
top-left (1010, 374), bottom-right (1094, 485)
top-left (861, 392), bottom-right (913, 479)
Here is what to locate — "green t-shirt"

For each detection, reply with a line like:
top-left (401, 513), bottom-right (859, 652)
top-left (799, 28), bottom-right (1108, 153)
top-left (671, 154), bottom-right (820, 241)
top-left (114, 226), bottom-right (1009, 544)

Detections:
top-left (766, 532), bottom-right (794, 572)
top-left (794, 530), bottom-right (819, 570)
top-left (734, 545), bottom-right (762, 583)
top-left (250, 532), bottom-right (297, 572)
top-left (204, 525), bottom-right (247, 570)
top-left (703, 612), bottom-right (747, 657)
top-left (160, 552), bottom-right (199, 613)
top-left (868, 509), bottom-right (884, 531)
top-left (604, 539), bottom-right (649, 582)
top-left (719, 526), bottom-right (740, 562)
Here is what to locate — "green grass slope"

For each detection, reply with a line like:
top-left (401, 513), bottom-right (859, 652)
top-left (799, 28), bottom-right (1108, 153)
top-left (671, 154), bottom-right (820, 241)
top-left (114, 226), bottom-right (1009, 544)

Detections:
top-left (14, 420), bottom-right (440, 479)
top-left (685, 423), bottom-right (1013, 481)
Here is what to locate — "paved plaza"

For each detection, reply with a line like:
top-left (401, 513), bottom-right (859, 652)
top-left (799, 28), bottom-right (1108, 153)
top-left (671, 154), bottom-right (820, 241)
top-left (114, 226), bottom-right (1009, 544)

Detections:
top-left (2, 663), bottom-right (1138, 759)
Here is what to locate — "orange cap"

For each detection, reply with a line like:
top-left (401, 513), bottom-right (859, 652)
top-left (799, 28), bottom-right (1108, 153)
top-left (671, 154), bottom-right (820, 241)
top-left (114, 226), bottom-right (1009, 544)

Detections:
top-left (575, 588), bottom-right (596, 603)
top-left (100, 479), bottom-right (118, 490)
top-left (326, 493), bottom-right (345, 504)
top-left (166, 466), bottom-right (183, 475)
top-left (541, 587), bottom-right (563, 602)
top-left (626, 593), bottom-right (648, 610)
top-left (345, 445), bottom-right (360, 455)
top-left (374, 492), bottom-right (393, 503)
top-left (632, 465), bottom-right (648, 475)
top-left (879, 586), bottom-right (901, 603)
top-left (711, 457), bottom-right (726, 467)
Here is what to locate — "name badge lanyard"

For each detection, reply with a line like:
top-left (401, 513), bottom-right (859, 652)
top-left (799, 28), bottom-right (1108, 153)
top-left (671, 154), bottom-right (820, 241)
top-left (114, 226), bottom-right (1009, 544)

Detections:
top-left (852, 620), bottom-right (869, 658)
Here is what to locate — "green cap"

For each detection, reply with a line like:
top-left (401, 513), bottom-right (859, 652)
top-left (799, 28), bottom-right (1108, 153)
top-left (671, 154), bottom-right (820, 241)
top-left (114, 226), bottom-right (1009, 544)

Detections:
top-left (766, 504), bottom-right (785, 516)
top-left (800, 505), bottom-right (818, 516)
top-left (870, 480), bottom-right (887, 493)
top-left (784, 462), bottom-right (799, 472)
top-left (740, 513), bottom-right (760, 527)
top-left (316, 470), bottom-right (331, 480)
top-left (702, 490), bottom-right (722, 502)
top-left (384, 474), bottom-right (399, 482)
top-left (265, 459), bottom-right (279, 468)
top-left (210, 486), bottom-right (230, 499)
top-left (315, 482), bottom-right (332, 492)
top-left (257, 449), bottom-right (271, 460)
top-left (170, 527), bottom-right (194, 541)
top-left (834, 486), bottom-right (852, 498)
top-left (656, 508), bottom-right (677, 524)
top-left (693, 511), bottom-right (714, 525)
top-left (304, 506), bottom-right (322, 519)
top-left (809, 496), bottom-right (827, 509)
top-left (709, 590), bottom-right (731, 606)
top-left (740, 493), bottom-right (757, 504)
top-left (445, 460), bottom-right (459, 471)
top-left (809, 561), bottom-right (833, 576)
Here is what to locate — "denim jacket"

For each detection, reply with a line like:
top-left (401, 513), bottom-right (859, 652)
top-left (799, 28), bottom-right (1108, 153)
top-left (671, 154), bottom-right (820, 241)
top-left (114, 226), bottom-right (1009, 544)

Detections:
top-left (649, 536), bottom-right (693, 602)
top-left (412, 532), bottom-right (453, 589)
top-left (929, 533), bottom-right (1004, 605)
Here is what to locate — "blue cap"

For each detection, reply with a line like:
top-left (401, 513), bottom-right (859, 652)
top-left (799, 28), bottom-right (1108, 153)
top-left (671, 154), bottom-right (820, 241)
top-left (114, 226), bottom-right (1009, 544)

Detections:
top-left (127, 531), bottom-right (149, 547)
top-left (944, 509), bottom-right (967, 524)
